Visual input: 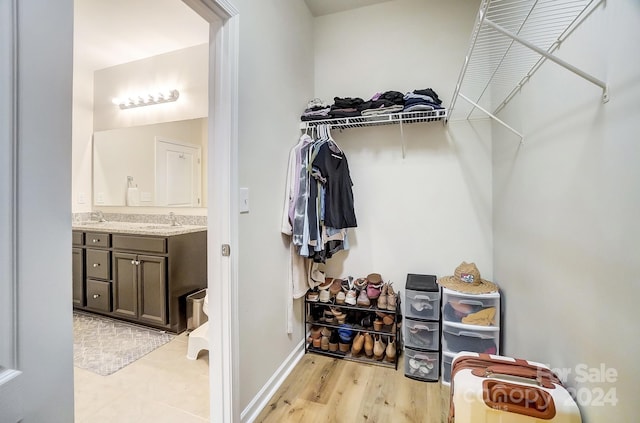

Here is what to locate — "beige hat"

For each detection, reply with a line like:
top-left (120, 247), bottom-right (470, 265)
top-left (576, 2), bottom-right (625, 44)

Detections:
top-left (437, 262), bottom-right (498, 294)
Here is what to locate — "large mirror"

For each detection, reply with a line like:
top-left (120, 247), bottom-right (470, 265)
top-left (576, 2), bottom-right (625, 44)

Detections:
top-left (93, 118), bottom-right (207, 207)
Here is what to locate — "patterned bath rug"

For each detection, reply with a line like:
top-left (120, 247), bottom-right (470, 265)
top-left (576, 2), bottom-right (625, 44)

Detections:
top-left (73, 311), bottom-right (175, 376)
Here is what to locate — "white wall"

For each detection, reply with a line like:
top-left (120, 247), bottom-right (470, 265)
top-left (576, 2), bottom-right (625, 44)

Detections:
top-left (314, 0), bottom-right (490, 290)
top-left (234, 0), bottom-right (315, 412)
top-left (493, 1), bottom-right (640, 421)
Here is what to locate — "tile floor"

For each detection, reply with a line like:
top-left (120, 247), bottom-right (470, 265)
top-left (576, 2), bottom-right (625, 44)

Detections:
top-left (74, 332), bottom-right (210, 423)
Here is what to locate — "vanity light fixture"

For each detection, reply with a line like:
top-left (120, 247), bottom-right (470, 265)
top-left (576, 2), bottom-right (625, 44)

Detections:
top-left (113, 89), bottom-right (180, 110)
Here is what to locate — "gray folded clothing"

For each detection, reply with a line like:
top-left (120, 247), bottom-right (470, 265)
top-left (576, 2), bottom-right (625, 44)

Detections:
top-left (360, 104), bottom-right (404, 116)
top-left (403, 104), bottom-right (435, 112)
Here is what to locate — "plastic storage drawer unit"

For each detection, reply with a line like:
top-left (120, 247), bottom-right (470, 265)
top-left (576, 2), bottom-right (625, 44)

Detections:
top-left (404, 319), bottom-right (440, 350)
top-left (442, 351), bottom-right (455, 385)
top-left (404, 347), bottom-right (439, 382)
top-left (442, 322), bottom-right (499, 355)
top-left (405, 289), bottom-right (440, 320)
top-left (442, 287), bottom-right (500, 327)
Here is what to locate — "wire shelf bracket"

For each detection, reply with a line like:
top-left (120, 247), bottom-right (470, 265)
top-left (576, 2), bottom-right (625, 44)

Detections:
top-left (447, 0), bottom-right (608, 140)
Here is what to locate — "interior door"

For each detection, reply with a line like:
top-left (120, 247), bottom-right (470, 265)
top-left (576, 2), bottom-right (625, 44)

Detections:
top-left (155, 138), bottom-right (202, 207)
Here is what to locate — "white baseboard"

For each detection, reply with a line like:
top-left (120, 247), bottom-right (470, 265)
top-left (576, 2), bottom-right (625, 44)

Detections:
top-left (240, 339), bottom-right (305, 423)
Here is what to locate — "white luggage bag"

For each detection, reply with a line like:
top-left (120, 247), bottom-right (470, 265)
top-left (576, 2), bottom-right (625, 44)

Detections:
top-left (449, 352), bottom-right (581, 423)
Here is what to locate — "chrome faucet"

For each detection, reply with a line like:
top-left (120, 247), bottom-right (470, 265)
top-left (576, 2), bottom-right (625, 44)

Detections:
top-left (90, 210), bottom-right (106, 222)
top-left (168, 212), bottom-right (181, 226)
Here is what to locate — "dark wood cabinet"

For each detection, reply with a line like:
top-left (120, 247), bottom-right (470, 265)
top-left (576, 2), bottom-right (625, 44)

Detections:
top-left (72, 247), bottom-right (85, 307)
top-left (72, 228), bottom-right (206, 333)
top-left (113, 252), bottom-right (167, 325)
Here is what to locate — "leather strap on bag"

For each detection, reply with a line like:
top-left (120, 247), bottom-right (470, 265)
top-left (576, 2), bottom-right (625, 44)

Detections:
top-left (471, 365), bottom-right (559, 389)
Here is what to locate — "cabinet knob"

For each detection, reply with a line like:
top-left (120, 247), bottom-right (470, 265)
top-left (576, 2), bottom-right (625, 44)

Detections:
top-left (92, 263), bottom-right (100, 268)
top-left (92, 239), bottom-right (99, 243)
top-left (136, 260), bottom-right (140, 265)
top-left (131, 260), bottom-right (136, 265)
top-left (92, 294), bottom-right (100, 299)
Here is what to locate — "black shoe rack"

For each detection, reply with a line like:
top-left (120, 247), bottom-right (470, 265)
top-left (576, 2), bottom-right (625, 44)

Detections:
top-left (304, 294), bottom-right (402, 370)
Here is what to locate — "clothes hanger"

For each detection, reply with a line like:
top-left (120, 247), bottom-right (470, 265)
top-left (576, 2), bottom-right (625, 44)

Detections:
top-left (327, 125), bottom-right (342, 153)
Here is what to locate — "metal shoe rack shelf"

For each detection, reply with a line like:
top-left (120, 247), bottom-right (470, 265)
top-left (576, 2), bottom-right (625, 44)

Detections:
top-left (304, 295), bottom-right (402, 369)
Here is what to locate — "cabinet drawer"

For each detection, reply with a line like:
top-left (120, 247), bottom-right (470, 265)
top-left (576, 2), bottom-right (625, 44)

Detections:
top-left (86, 249), bottom-right (111, 280)
top-left (72, 231), bottom-right (84, 246)
top-left (112, 235), bottom-right (166, 254)
top-left (85, 232), bottom-right (110, 248)
top-left (86, 279), bottom-right (112, 312)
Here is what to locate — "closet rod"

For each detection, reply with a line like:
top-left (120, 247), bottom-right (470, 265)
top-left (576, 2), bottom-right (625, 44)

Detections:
top-left (458, 93), bottom-right (523, 141)
top-left (483, 18), bottom-right (609, 103)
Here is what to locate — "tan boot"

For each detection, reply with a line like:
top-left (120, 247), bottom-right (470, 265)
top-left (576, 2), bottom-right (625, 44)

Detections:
top-left (385, 337), bottom-right (396, 362)
top-left (377, 283), bottom-right (388, 310)
top-left (364, 333), bottom-right (374, 357)
top-left (386, 283), bottom-right (396, 312)
top-left (351, 332), bottom-right (364, 356)
top-left (373, 334), bottom-right (386, 361)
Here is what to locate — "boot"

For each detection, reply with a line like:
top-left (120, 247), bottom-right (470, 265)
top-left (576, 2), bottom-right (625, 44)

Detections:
top-left (364, 333), bottom-right (374, 357)
top-left (373, 334), bottom-right (386, 361)
top-left (385, 337), bottom-right (396, 362)
top-left (351, 332), bottom-right (364, 356)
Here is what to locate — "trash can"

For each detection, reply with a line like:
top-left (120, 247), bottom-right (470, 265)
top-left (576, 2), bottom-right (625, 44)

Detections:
top-left (186, 289), bottom-right (208, 331)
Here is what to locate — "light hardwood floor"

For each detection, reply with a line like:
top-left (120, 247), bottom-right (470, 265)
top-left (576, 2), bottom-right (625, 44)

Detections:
top-left (255, 353), bottom-right (451, 423)
top-left (74, 335), bottom-right (451, 422)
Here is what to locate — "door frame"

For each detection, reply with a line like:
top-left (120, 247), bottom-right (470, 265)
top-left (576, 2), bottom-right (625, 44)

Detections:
top-left (0, 0), bottom-right (24, 421)
top-left (182, 1), bottom-right (240, 422)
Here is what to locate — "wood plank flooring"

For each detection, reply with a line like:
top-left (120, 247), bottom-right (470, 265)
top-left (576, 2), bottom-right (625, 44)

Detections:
top-left (255, 353), bottom-right (451, 423)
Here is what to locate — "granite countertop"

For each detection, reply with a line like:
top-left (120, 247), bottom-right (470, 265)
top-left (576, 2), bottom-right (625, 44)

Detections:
top-left (72, 221), bottom-right (207, 236)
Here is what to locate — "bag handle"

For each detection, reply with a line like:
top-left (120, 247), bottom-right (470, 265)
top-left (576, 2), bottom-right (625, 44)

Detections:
top-left (472, 365), bottom-right (559, 389)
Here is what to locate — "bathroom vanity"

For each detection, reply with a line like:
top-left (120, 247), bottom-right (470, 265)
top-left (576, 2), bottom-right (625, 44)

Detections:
top-left (72, 221), bottom-right (207, 333)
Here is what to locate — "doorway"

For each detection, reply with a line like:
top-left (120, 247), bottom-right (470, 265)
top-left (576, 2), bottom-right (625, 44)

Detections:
top-left (71, 0), bottom-right (239, 421)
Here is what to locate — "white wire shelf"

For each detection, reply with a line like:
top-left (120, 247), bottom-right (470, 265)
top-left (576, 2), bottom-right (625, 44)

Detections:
top-left (448, 0), bottom-right (606, 140)
top-left (299, 109), bottom-right (447, 130)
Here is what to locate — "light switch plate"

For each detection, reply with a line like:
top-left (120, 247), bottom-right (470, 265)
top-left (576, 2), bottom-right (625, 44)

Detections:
top-left (239, 188), bottom-right (249, 213)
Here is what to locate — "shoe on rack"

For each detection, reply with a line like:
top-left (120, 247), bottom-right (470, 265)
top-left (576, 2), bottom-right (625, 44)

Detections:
top-left (373, 318), bottom-right (383, 331)
top-left (377, 283), bottom-right (388, 309)
top-left (354, 277), bottom-right (368, 291)
top-left (386, 283), bottom-right (397, 311)
top-left (385, 337), bottom-right (396, 363)
top-left (329, 330), bottom-right (339, 352)
top-left (345, 289), bottom-right (357, 305)
top-left (373, 334), bottom-right (386, 361)
top-left (321, 335), bottom-right (330, 351)
top-left (356, 289), bottom-right (370, 307)
top-left (336, 291), bottom-right (346, 304)
top-left (329, 278), bottom-right (343, 298)
top-left (366, 273), bottom-right (383, 299)
top-left (376, 311), bottom-right (395, 326)
top-left (306, 290), bottom-right (319, 302)
top-left (364, 332), bottom-right (374, 357)
top-left (351, 332), bottom-right (364, 356)
top-left (319, 288), bottom-right (331, 303)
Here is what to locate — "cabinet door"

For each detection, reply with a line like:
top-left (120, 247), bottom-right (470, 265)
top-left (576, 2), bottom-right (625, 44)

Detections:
top-left (137, 255), bottom-right (167, 325)
top-left (113, 252), bottom-right (138, 318)
top-left (72, 247), bottom-right (84, 307)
